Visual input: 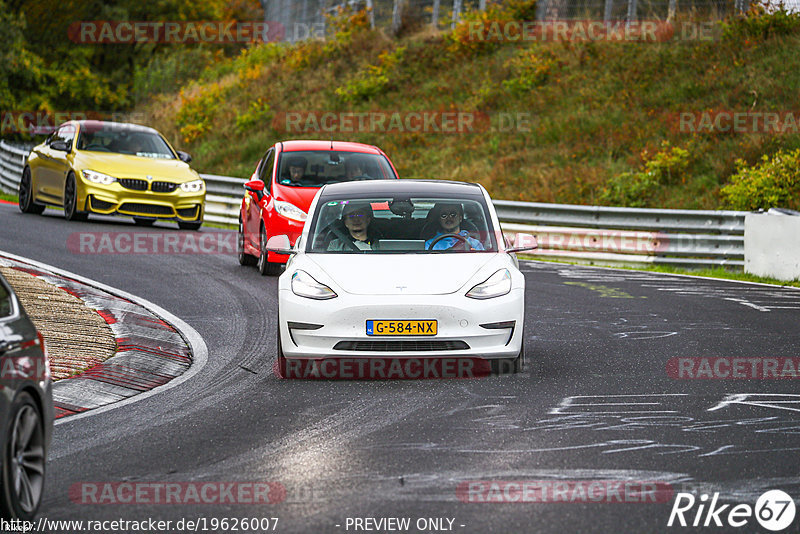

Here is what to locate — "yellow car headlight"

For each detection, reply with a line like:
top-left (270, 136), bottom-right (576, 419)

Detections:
top-left (83, 170), bottom-right (116, 185)
top-left (180, 179), bottom-right (204, 193)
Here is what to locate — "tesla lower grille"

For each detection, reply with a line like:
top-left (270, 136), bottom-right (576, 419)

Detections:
top-left (119, 178), bottom-right (148, 191)
top-left (176, 206), bottom-right (199, 218)
top-left (119, 203), bottom-right (174, 216)
top-left (152, 181), bottom-right (178, 193)
top-left (90, 197), bottom-right (114, 210)
top-left (333, 340), bottom-right (470, 352)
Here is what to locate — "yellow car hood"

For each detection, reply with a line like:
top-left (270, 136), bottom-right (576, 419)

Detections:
top-left (75, 152), bottom-right (199, 182)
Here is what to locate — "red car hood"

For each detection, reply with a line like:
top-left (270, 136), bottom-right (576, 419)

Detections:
top-left (272, 184), bottom-right (319, 212)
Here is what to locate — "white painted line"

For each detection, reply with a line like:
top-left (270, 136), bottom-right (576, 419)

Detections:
top-left (0, 250), bottom-right (209, 425)
top-left (723, 297), bottom-right (770, 312)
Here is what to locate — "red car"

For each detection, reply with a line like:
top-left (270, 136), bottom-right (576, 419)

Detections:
top-left (238, 140), bottom-right (399, 274)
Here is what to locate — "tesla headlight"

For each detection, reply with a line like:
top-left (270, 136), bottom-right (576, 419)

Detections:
top-left (291, 270), bottom-right (337, 300)
top-left (83, 170), bottom-right (116, 185)
top-left (274, 201), bottom-right (307, 222)
top-left (180, 179), bottom-right (204, 192)
top-left (466, 269), bottom-right (512, 300)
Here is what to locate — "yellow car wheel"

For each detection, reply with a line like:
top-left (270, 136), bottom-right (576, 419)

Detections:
top-left (64, 173), bottom-right (88, 222)
top-left (18, 168), bottom-right (45, 215)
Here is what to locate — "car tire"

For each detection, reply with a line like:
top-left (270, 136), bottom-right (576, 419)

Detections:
top-left (18, 168), bottom-right (45, 215)
top-left (0, 392), bottom-right (46, 521)
top-left (257, 225), bottom-right (281, 276)
top-left (491, 342), bottom-right (524, 375)
top-left (133, 218), bottom-right (155, 227)
top-left (63, 173), bottom-right (88, 222)
top-left (238, 219), bottom-right (257, 266)
top-left (276, 323), bottom-right (287, 379)
top-left (513, 342), bottom-right (525, 373)
top-left (178, 221), bottom-right (202, 231)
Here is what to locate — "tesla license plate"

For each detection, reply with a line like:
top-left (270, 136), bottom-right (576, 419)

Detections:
top-left (366, 320), bottom-right (437, 336)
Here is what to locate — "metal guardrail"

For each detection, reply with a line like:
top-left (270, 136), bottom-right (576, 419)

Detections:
top-left (0, 140), bottom-right (29, 195)
top-left (0, 140), bottom-right (746, 268)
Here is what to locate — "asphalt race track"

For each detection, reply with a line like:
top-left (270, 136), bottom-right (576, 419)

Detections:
top-left (1, 201), bottom-right (799, 533)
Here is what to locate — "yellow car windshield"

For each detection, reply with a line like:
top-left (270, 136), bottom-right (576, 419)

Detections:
top-left (77, 127), bottom-right (175, 159)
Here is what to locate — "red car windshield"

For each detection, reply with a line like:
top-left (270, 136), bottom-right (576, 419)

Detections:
top-left (277, 151), bottom-right (397, 188)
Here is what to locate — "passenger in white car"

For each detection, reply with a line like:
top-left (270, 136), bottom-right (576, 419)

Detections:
top-left (327, 202), bottom-right (380, 251)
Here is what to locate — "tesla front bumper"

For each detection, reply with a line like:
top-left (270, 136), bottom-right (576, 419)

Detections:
top-left (279, 288), bottom-right (525, 360)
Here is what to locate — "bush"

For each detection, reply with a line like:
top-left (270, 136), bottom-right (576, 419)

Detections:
top-left (721, 149), bottom-right (800, 210)
top-left (285, 8), bottom-right (372, 71)
top-left (447, 0), bottom-right (538, 56)
top-left (600, 142), bottom-right (691, 207)
top-left (176, 84), bottom-right (225, 143)
top-left (134, 48), bottom-right (219, 101)
top-left (721, 2), bottom-right (800, 42)
top-left (335, 47), bottom-right (405, 102)
top-left (235, 98), bottom-right (271, 133)
top-left (502, 47), bottom-right (559, 94)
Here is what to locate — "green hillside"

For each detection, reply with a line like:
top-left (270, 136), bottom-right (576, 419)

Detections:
top-left (140, 4), bottom-right (800, 209)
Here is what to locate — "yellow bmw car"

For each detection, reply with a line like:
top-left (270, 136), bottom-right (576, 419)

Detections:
top-left (20, 120), bottom-right (205, 229)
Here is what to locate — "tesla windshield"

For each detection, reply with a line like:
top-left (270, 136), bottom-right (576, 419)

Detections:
top-left (308, 197), bottom-right (498, 253)
top-left (277, 151), bottom-right (397, 187)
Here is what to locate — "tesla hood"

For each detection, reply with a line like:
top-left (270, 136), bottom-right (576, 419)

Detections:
top-left (308, 254), bottom-right (495, 295)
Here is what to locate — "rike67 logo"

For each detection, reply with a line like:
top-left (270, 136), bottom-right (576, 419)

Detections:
top-left (668, 490), bottom-right (796, 531)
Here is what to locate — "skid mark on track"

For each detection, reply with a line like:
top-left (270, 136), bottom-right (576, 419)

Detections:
top-left (208, 389), bottom-right (449, 478)
top-left (709, 393), bottom-right (800, 414)
top-left (524, 263), bottom-right (800, 312)
top-left (550, 394), bottom-right (689, 415)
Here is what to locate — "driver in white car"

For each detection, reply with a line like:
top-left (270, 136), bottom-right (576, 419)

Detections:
top-left (424, 202), bottom-right (484, 251)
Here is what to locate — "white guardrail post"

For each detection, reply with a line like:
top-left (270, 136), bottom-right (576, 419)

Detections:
top-left (0, 140), bottom-right (746, 269)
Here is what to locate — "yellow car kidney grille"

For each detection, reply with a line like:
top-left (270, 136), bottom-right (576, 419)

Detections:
top-left (119, 178), bottom-right (148, 191)
top-left (152, 181), bottom-right (178, 193)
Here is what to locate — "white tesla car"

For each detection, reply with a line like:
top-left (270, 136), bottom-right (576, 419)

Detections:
top-left (267, 180), bottom-right (537, 379)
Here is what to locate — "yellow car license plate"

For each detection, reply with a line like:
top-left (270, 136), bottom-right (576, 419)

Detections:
top-left (366, 320), bottom-right (437, 336)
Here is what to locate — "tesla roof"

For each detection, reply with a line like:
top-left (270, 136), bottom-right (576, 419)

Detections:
top-left (319, 179), bottom-right (484, 198)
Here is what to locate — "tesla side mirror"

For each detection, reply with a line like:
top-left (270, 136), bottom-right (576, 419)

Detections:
top-left (266, 235), bottom-right (295, 255)
top-left (176, 150), bottom-right (192, 163)
top-left (506, 233), bottom-right (538, 253)
top-left (50, 140), bottom-right (70, 152)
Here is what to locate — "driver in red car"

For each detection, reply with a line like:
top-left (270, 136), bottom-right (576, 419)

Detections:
top-left (287, 156), bottom-right (307, 183)
top-left (424, 202), bottom-right (484, 251)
